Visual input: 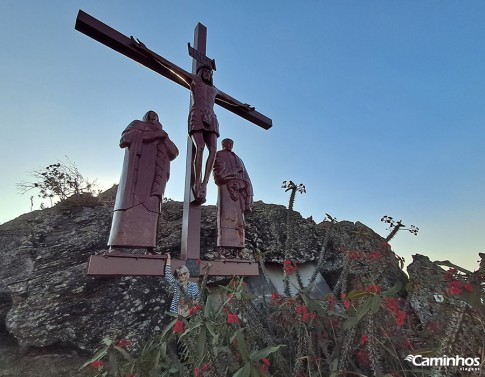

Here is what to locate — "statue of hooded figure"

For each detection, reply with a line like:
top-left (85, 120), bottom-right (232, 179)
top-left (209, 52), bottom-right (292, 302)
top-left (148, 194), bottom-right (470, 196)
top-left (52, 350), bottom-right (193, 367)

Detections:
top-left (108, 110), bottom-right (179, 250)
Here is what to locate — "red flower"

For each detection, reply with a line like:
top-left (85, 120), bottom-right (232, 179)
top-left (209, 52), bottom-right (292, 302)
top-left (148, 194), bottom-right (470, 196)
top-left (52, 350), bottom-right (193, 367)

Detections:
top-left (463, 283), bottom-right (474, 293)
top-left (326, 295), bottom-right (336, 310)
top-left (194, 367), bottom-right (201, 377)
top-left (359, 335), bottom-right (368, 346)
top-left (295, 305), bottom-right (307, 315)
top-left (116, 339), bottom-right (131, 348)
top-left (403, 338), bottom-right (413, 350)
top-left (384, 297), bottom-right (400, 314)
top-left (227, 312), bottom-right (240, 324)
top-left (189, 305), bottom-right (203, 316)
top-left (450, 280), bottom-right (462, 288)
top-left (173, 319), bottom-right (185, 334)
top-left (395, 310), bottom-right (406, 326)
top-left (356, 350), bottom-right (369, 367)
top-left (444, 272), bottom-right (454, 281)
top-left (366, 285), bottom-right (381, 294)
top-left (283, 260), bottom-right (295, 275)
top-left (271, 292), bottom-right (280, 302)
top-left (302, 311), bottom-right (316, 322)
top-left (368, 252), bottom-right (383, 261)
top-left (384, 298), bottom-right (406, 326)
top-left (295, 304), bottom-right (315, 322)
top-left (343, 300), bottom-right (350, 310)
top-left (349, 251), bottom-right (363, 260)
top-left (448, 286), bottom-right (461, 295)
top-left (90, 361), bottom-right (104, 369)
top-left (201, 364), bottom-right (211, 371)
top-left (259, 359), bottom-right (270, 374)
top-left (447, 280), bottom-right (462, 295)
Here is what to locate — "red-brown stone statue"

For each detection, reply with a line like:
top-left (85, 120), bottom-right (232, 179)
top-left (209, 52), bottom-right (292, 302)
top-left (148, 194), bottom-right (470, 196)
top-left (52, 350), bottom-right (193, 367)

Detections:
top-left (189, 66), bottom-right (220, 204)
top-left (213, 138), bottom-right (253, 248)
top-left (108, 111), bottom-right (179, 250)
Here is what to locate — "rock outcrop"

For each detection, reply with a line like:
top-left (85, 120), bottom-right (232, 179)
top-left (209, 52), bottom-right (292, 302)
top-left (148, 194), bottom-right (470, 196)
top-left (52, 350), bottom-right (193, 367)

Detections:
top-left (3, 189), bottom-right (477, 376)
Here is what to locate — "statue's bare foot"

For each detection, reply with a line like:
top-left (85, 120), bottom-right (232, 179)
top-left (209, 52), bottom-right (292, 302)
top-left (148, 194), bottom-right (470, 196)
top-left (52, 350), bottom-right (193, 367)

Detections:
top-left (192, 196), bottom-right (206, 205)
top-left (191, 185), bottom-right (207, 204)
top-left (196, 187), bottom-right (207, 204)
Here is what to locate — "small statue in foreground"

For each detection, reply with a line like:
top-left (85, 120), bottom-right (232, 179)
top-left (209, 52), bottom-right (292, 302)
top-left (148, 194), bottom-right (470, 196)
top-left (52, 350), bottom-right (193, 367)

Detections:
top-left (108, 110), bottom-right (179, 250)
top-left (213, 138), bottom-right (253, 250)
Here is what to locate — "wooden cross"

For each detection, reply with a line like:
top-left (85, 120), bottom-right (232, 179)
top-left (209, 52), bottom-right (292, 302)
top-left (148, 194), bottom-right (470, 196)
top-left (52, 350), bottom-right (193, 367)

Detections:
top-left (75, 10), bottom-right (272, 277)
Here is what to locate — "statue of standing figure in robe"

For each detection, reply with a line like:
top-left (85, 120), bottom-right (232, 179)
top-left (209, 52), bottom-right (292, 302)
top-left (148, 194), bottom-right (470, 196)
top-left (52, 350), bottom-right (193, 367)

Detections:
top-left (213, 138), bottom-right (253, 249)
top-left (108, 110), bottom-right (179, 250)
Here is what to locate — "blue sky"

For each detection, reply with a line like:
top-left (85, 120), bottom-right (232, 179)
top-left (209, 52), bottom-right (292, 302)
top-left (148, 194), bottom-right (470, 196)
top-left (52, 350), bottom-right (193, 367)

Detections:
top-left (1, 1), bottom-right (484, 272)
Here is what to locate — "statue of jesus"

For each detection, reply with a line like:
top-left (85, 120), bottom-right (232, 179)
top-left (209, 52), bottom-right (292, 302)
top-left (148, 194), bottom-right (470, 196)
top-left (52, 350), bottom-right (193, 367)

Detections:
top-left (131, 38), bottom-right (253, 204)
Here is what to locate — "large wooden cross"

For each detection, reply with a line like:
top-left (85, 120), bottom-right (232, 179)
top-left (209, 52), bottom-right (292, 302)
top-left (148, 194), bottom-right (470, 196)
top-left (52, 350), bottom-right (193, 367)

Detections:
top-left (75, 10), bottom-right (272, 277)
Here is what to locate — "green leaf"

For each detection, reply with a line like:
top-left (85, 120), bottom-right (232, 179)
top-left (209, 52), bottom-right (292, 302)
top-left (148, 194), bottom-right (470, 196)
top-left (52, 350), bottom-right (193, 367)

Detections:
top-left (160, 342), bottom-right (167, 360)
top-left (347, 290), bottom-right (370, 300)
top-left (108, 351), bottom-right (118, 376)
top-left (160, 318), bottom-right (178, 341)
top-left (235, 330), bottom-right (250, 361)
top-left (300, 294), bottom-right (326, 316)
top-left (166, 311), bottom-right (178, 318)
top-left (233, 362), bottom-right (251, 377)
top-left (113, 346), bottom-right (133, 362)
top-left (197, 327), bottom-right (207, 361)
top-left (205, 322), bottom-right (217, 338)
top-left (382, 282), bottom-right (403, 297)
top-left (102, 337), bottom-right (113, 346)
top-left (180, 320), bottom-right (202, 339)
top-left (250, 364), bottom-right (262, 377)
top-left (78, 345), bottom-right (109, 370)
top-left (342, 297), bottom-right (373, 330)
top-left (370, 295), bottom-right (382, 315)
top-left (205, 294), bottom-right (219, 316)
top-left (250, 345), bottom-right (285, 361)
top-left (329, 358), bottom-right (339, 377)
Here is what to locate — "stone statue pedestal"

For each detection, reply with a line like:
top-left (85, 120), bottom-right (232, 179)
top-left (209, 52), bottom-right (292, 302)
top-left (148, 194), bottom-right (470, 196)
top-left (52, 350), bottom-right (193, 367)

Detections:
top-left (86, 253), bottom-right (258, 277)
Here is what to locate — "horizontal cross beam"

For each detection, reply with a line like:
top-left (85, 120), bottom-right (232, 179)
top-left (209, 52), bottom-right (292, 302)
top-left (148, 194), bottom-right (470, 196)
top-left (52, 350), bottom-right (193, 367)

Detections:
top-left (75, 10), bottom-right (272, 130)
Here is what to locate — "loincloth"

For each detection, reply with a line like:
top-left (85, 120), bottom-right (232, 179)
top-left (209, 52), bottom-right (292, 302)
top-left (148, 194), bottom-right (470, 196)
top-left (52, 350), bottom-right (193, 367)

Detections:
top-left (188, 108), bottom-right (220, 136)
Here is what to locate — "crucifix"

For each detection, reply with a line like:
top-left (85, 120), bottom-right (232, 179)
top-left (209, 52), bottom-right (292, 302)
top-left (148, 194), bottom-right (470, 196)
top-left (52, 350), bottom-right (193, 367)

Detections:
top-left (75, 10), bottom-right (272, 277)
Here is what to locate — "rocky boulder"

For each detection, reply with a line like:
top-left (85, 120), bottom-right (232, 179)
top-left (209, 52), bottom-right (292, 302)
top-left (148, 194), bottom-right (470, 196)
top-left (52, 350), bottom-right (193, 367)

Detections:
top-left (0, 190), bottom-right (412, 375)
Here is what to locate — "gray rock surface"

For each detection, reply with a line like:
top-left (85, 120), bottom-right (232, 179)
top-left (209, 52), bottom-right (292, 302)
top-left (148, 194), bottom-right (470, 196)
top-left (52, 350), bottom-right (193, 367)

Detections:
top-left (0, 188), bottom-right (413, 375)
top-left (406, 254), bottom-right (450, 326)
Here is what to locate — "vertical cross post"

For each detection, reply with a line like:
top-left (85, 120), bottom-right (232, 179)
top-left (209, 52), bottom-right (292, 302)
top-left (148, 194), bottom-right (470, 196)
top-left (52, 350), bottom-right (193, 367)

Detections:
top-left (181, 23), bottom-right (207, 276)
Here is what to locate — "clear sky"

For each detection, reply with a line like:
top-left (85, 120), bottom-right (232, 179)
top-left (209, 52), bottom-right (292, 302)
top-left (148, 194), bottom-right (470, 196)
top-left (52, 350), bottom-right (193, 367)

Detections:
top-left (1, 1), bottom-right (484, 272)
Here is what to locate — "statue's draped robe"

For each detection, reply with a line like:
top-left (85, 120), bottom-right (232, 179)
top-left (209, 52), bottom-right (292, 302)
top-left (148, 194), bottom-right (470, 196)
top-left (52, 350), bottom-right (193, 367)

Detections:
top-left (108, 120), bottom-right (178, 248)
top-left (213, 150), bottom-right (253, 248)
